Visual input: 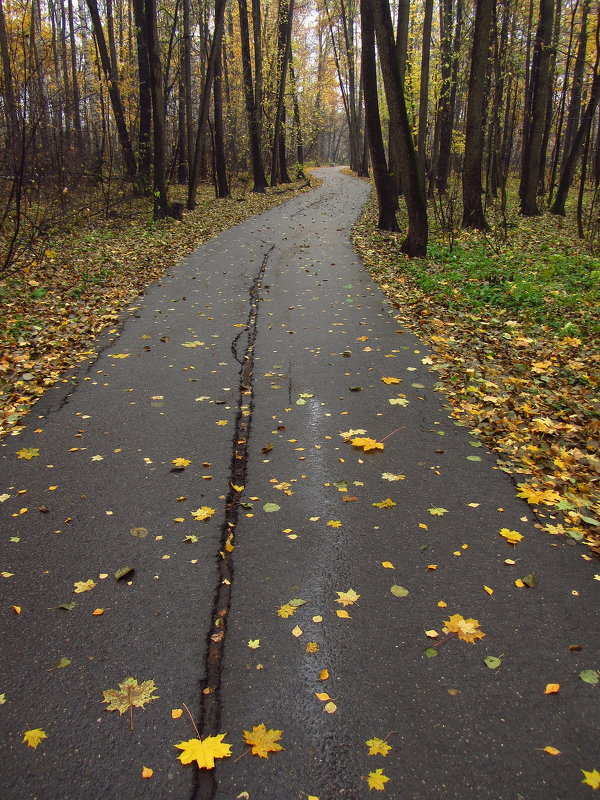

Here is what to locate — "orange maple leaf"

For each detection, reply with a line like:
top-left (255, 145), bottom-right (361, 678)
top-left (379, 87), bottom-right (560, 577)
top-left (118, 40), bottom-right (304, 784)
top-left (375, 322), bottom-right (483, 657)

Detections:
top-left (351, 437), bottom-right (384, 452)
top-left (442, 613), bottom-right (486, 643)
top-left (243, 724), bottom-right (284, 758)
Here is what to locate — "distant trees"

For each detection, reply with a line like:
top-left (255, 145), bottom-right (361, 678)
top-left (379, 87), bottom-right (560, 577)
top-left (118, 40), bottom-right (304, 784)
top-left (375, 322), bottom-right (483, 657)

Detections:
top-left (1, 0), bottom-right (600, 269)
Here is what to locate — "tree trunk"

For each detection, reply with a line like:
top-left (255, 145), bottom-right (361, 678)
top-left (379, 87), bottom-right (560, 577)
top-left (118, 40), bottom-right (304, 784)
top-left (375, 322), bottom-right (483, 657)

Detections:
top-left (270, 0), bottom-right (295, 186)
top-left (561, 0), bottom-right (589, 171)
top-left (238, 0), bottom-right (266, 192)
top-left (213, 36), bottom-right (229, 198)
top-left (132, 0), bottom-right (152, 192)
top-left (360, 0), bottom-right (398, 231)
top-left (372, 0), bottom-right (428, 256)
top-left (289, 59), bottom-right (305, 172)
top-left (86, 0), bottom-right (137, 180)
top-left (519, 0), bottom-right (555, 215)
top-left (462, 0), bottom-right (493, 229)
top-left (551, 55), bottom-right (600, 214)
top-left (435, 0), bottom-right (463, 193)
top-left (144, 0), bottom-right (169, 219)
top-left (187, 0), bottom-right (227, 208)
top-left (0, 0), bottom-right (19, 164)
top-left (417, 0), bottom-right (434, 179)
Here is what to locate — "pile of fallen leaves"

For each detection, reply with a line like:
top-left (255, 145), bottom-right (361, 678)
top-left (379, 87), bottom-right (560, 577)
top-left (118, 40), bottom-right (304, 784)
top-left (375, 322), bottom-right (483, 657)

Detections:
top-left (353, 190), bottom-right (600, 556)
top-left (0, 178), bottom-right (316, 438)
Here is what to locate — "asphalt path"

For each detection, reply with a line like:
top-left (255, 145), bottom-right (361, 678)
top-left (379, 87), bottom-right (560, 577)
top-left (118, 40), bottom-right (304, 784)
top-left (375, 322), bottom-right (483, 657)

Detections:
top-left (1, 168), bottom-right (598, 800)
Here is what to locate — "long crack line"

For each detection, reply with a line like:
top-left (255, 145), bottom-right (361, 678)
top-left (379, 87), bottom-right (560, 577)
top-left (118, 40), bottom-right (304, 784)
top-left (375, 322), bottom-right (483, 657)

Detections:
top-left (191, 244), bottom-right (274, 800)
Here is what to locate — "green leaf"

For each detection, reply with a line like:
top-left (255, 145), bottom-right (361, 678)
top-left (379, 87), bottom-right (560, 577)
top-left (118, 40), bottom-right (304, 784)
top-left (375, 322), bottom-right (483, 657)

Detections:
top-left (130, 527), bottom-right (148, 538)
top-left (566, 530), bottom-right (584, 542)
top-left (263, 503), bottom-right (280, 513)
top-left (288, 598), bottom-right (306, 608)
top-left (428, 507), bottom-right (448, 516)
top-left (424, 647), bottom-right (439, 658)
top-left (580, 516), bottom-right (599, 526)
top-left (56, 601), bottom-right (77, 611)
top-left (484, 655), bottom-right (502, 669)
top-left (467, 455), bottom-right (482, 462)
top-left (390, 585), bottom-right (409, 597)
top-left (522, 573), bottom-right (537, 588)
top-left (47, 657), bottom-right (71, 671)
top-left (333, 480), bottom-right (348, 491)
top-left (114, 566), bottom-right (134, 580)
top-left (579, 670), bottom-right (599, 685)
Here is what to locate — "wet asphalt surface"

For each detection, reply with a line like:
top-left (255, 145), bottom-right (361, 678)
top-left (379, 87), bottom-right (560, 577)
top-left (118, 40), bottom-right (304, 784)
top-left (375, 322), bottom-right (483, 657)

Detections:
top-left (1, 168), bottom-right (598, 800)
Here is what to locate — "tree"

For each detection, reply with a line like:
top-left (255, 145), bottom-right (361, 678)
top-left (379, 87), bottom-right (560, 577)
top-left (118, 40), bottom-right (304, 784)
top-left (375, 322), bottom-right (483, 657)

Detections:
top-left (462, 0), bottom-right (493, 229)
top-left (371, 0), bottom-right (428, 256)
top-left (238, 0), bottom-right (267, 192)
top-left (360, 0), bottom-right (398, 231)
top-left (519, 0), bottom-right (554, 216)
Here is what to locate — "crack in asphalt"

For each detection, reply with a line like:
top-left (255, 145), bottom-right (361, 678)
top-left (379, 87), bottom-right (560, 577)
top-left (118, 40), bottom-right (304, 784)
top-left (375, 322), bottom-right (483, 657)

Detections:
top-left (191, 244), bottom-right (274, 800)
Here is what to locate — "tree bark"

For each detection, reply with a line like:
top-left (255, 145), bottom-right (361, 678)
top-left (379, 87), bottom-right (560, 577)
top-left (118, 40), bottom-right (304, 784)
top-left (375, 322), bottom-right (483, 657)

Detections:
top-left (86, 0), bottom-right (137, 180)
top-left (144, 0), bottom-right (169, 219)
top-left (213, 36), bottom-right (229, 198)
top-left (372, 0), bottom-right (428, 256)
top-left (238, 0), bottom-right (267, 191)
top-left (360, 0), bottom-right (398, 231)
top-left (462, 0), bottom-right (493, 229)
top-left (270, 0), bottom-right (295, 186)
top-left (417, 0), bottom-right (434, 179)
top-left (519, 0), bottom-right (555, 215)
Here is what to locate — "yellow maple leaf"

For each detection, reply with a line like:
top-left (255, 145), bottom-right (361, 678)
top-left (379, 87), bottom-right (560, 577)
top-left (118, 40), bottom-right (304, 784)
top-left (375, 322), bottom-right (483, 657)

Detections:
top-left (306, 642), bottom-right (319, 653)
top-left (499, 528), bottom-right (523, 546)
top-left (192, 506), bottom-right (216, 521)
top-left (335, 589), bottom-right (360, 606)
top-left (442, 613), bottom-right (486, 644)
top-left (16, 448), bottom-right (40, 460)
top-left (175, 734), bottom-right (232, 769)
top-left (216, 420), bottom-right (228, 426)
top-left (373, 498), bottom-right (396, 508)
top-left (516, 484), bottom-right (562, 505)
top-left (102, 677), bottom-right (159, 714)
top-left (582, 769), bottom-right (600, 790)
top-left (73, 579), bottom-right (96, 593)
top-left (23, 728), bottom-right (47, 749)
top-left (381, 377), bottom-right (401, 384)
top-left (381, 472), bottom-right (405, 481)
top-left (351, 437), bottom-right (384, 452)
top-left (367, 768), bottom-right (390, 790)
top-left (327, 520), bottom-right (342, 527)
top-left (243, 724), bottom-right (284, 758)
top-left (366, 737), bottom-right (392, 756)
top-left (277, 603), bottom-right (298, 618)
top-left (171, 458), bottom-right (191, 467)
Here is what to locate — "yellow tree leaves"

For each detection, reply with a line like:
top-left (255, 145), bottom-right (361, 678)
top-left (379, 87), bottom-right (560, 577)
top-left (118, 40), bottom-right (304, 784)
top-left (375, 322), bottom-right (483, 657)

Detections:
top-left (73, 579), bottom-right (96, 593)
top-left (442, 614), bottom-right (486, 644)
top-left (516, 484), bottom-right (562, 506)
top-left (367, 769), bottom-right (390, 790)
top-left (16, 448), bottom-right (40, 460)
top-left (175, 734), bottom-right (232, 769)
top-left (23, 729), bottom-right (47, 749)
top-left (102, 677), bottom-right (159, 725)
top-left (366, 737), bottom-right (392, 757)
top-left (582, 769), bottom-right (600, 790)
top-left (351, 437), bottom-right (384, 452)
top-left (499, 528), bottom-right (524, 546)
top-left (372, 498), bottom-right (396, 509)
top-left (243, 724), bottom-right (284, 758)
top-left (191, 506), bottom-right (216, 521)
top-left (335, 589), bottom-right (360, 606)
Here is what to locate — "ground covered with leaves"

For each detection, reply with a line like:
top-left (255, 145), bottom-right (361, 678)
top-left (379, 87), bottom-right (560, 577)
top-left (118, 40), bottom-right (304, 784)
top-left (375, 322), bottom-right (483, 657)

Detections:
top-left (0, 178), bottom-right (316, 438)
top-left (353, 190), bottom-right (600, 556)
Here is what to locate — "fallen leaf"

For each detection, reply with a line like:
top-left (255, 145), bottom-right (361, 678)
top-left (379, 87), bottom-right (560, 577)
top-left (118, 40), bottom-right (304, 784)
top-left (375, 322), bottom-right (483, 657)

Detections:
top-left (175, 734), bottom-right (232, 769)
top-left (579, 670), bottom-right (599, 685)
top-left (483, 585), bottom-right (494, 596)
top-left (247, 639), bottom-right (260, 649)
top-left (16, 448), bottom-right (40, 460)
top-left (381, 473), bottom-right (405, 481)
top-left (381, 377), bottom-right (401, 384)
top-left (319, 669), bottom-right (329, 680)
top-left (306, 642), bottom-right (319, 653)
top-left (243, 724), bottom-right (284, 758)
top-left (351, 437), bottom-right (384, 452)
top-left (263, 503), bottom-right (281, 513)
top-left (171, 709), bottom-right (183, 719)
top-left (373, 498), bottom-right (397, 508)
top-left (327, 519), bottom-right (342, 527)
top-left (73, 579), bottom-right (96, 593)
top-left (484, 655), bottom-right (503, 669)
top-left (425, 630), bottom-right (439, 638)
top-left (390, 585), bottom-right (409, 597)
top-left (141, 766), bottom-right (153, 779)
top-left (543, 746), bottom-right (561, 756)
top-left (544, 683), bottom-right (560, 694)
top-left (23, 729), bottom-right (47, 749)
top-left (335, 589), bottom-right (360, 606)
top-left (12, 605), bottom-right (21, 614)
top-left (336, 609), bottom-right (351, 618)
top-left (366, 737), bottom-right (392, 756)
top-left (442, 613), bottom-right (486, 643)
top-left (171, 458), bottom-right (191, 467)
top-left (581, 769), bottom-right (600, 790)
top-left (367, 768), bottom-right (390, 790)
top-left (191, 506), bottom-right (216, 522)
top-left (381, 561), bottom-right (395, 569)
top-left (292, 625), bottom-right (303, 637)
top-left (428, 507), bottom-right (448, 516)
top-left (47, 657), bottom-right (71, 671)
top-left (102, 677), bottom-right (159, 715)
top-left (499, 528), bottom-right (524, 546)
top-left (315, 692), bottom-right (331, 701)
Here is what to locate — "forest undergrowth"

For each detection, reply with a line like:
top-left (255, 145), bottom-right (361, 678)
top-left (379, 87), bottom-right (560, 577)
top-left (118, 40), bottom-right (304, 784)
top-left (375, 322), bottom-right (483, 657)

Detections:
top-left (0, 177), bottom-right (316, 439)
top-left (353, 184), bottom-right (600, 557)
